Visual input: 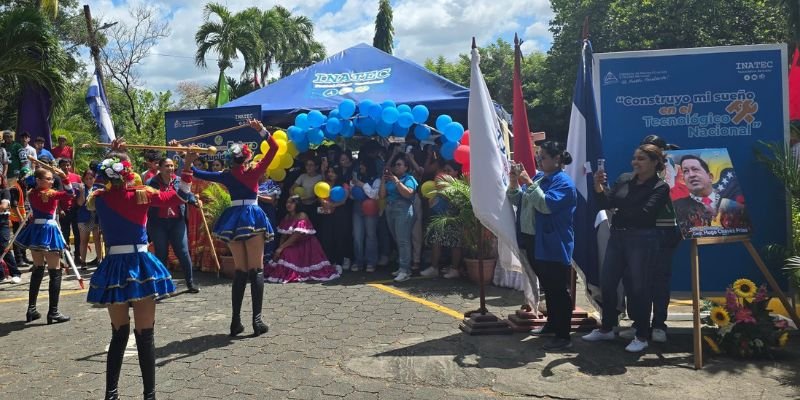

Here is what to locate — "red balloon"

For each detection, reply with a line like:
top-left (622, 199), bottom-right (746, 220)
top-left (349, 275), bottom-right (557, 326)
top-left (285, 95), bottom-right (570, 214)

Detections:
top-left (361, 199), bottom-right (379, 216)
top-left (461, 130), bottom-right (470, 146)
top-left (454, 144), bottom-right (470, 165)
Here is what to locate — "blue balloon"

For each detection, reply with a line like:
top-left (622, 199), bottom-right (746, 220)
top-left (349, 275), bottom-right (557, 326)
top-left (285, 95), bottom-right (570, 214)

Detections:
top-left (339, 99), bottom-right (357, 119)
top-left (307, 128), bottom-right (324, 145)
top-left (328, 109), bottom-right (340, 119)
top-left (288, 126), bottom-right (305, 142)
top-left (329, 186), bottom-right (346, 202)
top-left (435, 114), bottom-right (452, 132)
top-left (351, 185), bottom-right (366, 201)
top-left (381, 107), bottom-right (399, 124)
top-left (308, 110), bottom-right (326, 128)
top-left (324, 128), bottom-right (338, 140)
top-left (326, 118), bottom-right (342, 134)
top-left (358, 118), bottom-right (376, 135)
top-left (443, 121), bottom-right (465, 142)
top-left (376, 121), bottom-right (392, 137)
top-left (380, 100), bottom-right (396, 109)
top-left (295, 137), bottom-right (309, 152)
top-left (397, 104), bottom-right (412, 114)
top-left (368, 103), bottom-right (383, 121)
top-left (441, 141), bottom-right (458, 160)
top-left (412, 105), bottom-right (429, 124)
top-left (358, 99), bottom-right (375, 115)
top-left (414, 124), bottom-right (431, 141)
top-left (295, 113), bottom-right (309, 129)
top-left (341, 120), bottom-right (355, 138)
top-left (392, 123), bottom-right (409, 137)
top-left (397, 112), bottom-right (414, 129)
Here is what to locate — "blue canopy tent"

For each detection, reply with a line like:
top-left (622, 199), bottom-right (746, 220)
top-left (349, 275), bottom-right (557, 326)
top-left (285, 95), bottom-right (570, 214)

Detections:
top-left (223, 43), bottom-right (471, 127)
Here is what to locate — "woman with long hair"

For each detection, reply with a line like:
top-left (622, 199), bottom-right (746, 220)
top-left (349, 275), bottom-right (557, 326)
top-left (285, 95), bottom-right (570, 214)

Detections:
top-left (379, 152), bottom-right (419, 283)
top-left (85, 140), bottom-right (196, 399)
top-left (185, 119), bottom-right (276, 337)
top-left (75, 169), bottom-right (102, 271)
top-left (349, 156), bottom-right (381, 272)
top-left (18, 167), bottom-right (74, 325)
top-left (316, 166), bottom-right (351, 270)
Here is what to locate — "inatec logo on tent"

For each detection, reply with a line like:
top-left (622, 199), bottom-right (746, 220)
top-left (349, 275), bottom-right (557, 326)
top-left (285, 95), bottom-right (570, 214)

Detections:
top-left (313, 68), bottom-right (391, 86)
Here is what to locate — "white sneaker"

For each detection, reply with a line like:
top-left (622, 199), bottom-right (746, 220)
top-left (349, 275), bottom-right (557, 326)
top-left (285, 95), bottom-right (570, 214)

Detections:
top-left (443, 268), bottom-right (460, 279)
top-left (342, 258), bottom-right (352, 270)
top-left (651, 328), bottom-right (667, 343)
top-left (391, 270), bottom-right (400, 276)
top-left (581, 329), bottom-right (615, 342)
top-left (2, 276), bottom-right (10, 282)
top-left (11, 276), bottom-right (21, 284)
top-left (420, 266), bottom-right (438, 277)
top-left (365, 265), bottom-right (375, 273)
top-left (378, 255), bottom-right (389, 267)
top-left (393, 272), bottom-right (410, 282)
top-left (618, 328), bottom-right (635, 340)
top-left (350, 264), bottom-right (361, 272)
top-left (625, 338), bottom-right (649, 352)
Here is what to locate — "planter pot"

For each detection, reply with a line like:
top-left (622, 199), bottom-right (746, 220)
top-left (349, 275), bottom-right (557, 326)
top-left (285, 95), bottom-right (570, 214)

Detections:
top-left (464, 258), bottom-right (496, 285)
top-left (218, 255), bottom-right (236, 279)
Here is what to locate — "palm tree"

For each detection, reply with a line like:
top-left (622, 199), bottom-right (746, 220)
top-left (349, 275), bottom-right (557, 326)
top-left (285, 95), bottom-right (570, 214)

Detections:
top-left (279, 40), bottom-right (325, 77)
top-left (194, 3), bottom-right (259, 79)
top-left (0, 7), bottom-right (67, 106)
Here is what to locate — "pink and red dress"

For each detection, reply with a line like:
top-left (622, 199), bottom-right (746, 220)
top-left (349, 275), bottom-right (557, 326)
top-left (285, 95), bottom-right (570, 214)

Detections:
top-left (266, 216), bottom-right (341, 283)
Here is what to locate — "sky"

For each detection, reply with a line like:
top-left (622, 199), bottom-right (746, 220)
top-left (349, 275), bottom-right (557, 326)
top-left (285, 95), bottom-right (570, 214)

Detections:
top-left (85, 0), bottom-right (554, 94)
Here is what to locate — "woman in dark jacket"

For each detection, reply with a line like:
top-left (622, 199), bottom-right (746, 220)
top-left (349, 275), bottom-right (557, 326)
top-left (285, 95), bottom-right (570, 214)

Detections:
top-left (581, 144), bottom-right (670, 353)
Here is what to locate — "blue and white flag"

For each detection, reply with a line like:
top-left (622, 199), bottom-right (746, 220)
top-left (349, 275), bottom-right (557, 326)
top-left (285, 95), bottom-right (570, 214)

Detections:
top-left (86, 69), bottom-right (115, 142)
top-left (565, 39), bottom-right (607, 311)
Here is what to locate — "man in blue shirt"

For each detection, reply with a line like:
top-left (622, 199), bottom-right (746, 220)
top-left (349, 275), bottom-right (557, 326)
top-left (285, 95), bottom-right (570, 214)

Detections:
top-left (33, 137), bottom-right (54, 161)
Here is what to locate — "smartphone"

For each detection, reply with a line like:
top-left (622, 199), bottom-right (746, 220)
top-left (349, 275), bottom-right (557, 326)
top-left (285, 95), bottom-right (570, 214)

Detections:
top-left (405, 145), bottom-right (413, 154)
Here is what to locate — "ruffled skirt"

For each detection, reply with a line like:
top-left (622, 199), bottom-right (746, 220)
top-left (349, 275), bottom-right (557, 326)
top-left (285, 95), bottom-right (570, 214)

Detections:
top-left (86, 251), bottom-right (175, 304)
top-left (15, 221), bottom-right (66, 252)
top-left (266, 236), bottom-right (341, 283)
top-left (214, 204), bottom-right (274, 242)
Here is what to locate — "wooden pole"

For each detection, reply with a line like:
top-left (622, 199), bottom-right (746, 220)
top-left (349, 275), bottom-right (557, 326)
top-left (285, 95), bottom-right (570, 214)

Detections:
top-left (196, 200), bottom-right (221, 278)
top-left (690, 239), bottom-right (703, 369)
top-left (176, 124), bottom-right (250, 144)
top-left (477, 225), bottom-right (487, 314)
top-left (83, 5), bottom-right (105, 84)
top-left (743, 240), bottom-right (800, 329)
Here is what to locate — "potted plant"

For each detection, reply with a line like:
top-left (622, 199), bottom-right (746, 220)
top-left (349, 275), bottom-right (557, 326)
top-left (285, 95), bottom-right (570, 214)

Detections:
top-left (426, 175), bottom-right (497, 284)
top-left (201, 183), bottom-right (235, 277)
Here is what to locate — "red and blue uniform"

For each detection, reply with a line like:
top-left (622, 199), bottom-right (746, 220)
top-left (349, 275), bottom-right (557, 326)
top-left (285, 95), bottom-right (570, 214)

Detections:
top-left (191, 132), bottom-right (278, 242)
top-left (15, 185), bottom-right (74, 251)
top-left (86, 172), bottom-right (194, 304)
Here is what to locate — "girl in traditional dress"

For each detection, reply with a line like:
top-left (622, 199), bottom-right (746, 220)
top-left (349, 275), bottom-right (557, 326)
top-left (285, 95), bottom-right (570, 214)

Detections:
top-left (185, 119), bottom-right (276, 337)
top-left (19, 167), bottom-right (74, 325)
top-left (86, 142), bottom-right (196, 400)
top-left (266, 195), bottom-right (340, 283)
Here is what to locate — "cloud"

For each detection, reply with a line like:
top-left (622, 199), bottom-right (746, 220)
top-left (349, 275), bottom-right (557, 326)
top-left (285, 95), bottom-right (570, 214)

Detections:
top-left (83, 0), bottom-right (554, 95)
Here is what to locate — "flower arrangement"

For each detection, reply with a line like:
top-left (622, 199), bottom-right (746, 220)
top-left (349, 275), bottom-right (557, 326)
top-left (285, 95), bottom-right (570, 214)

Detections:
top-left (96, 157), bottom-right (135, 184)
top-left (702, 278), bottom-right (790, 358)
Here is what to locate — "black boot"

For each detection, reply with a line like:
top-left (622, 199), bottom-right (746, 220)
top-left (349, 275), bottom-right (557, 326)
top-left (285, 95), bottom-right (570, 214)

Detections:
top-left (229, 270), bottom-right (247, 337)
top-left (249, 269), bottom-right (268, 336)
top-left (105, 324), bottom-right (130, 400)
top-left (134, 328), bottom-right (156, 400)
top-left (46, 268), bottom-right (70, 324)
top-left (26, 266), bottom-right (45, 322)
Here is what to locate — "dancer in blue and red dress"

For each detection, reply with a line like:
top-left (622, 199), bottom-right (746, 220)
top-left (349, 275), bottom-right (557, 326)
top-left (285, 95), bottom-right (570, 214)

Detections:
top-left (17, 167), bottom-right (74, 325)
top-left (185, 119), bottom-right (277, 337)
top-left (85, 141), bottom-right (196, 400)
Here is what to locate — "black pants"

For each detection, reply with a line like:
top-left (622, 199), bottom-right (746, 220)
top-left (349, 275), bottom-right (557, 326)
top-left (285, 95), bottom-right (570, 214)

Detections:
top-left (532, 259), bottom-right (572, 340)
top-left (0, 223), bottom-right (19, 277)
top-left (60, 208), bottom-right (80, 259)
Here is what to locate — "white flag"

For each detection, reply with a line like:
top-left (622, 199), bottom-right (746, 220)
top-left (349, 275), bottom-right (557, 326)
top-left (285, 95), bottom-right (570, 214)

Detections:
top-left (86, 69), bottom-right (116, 142)
top-left (468, 47), bottom-right (519, 253)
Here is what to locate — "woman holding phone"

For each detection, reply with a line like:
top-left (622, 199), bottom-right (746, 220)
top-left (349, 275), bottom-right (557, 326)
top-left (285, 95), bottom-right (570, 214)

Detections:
top-left (379, 153), bottom-right (418, 282)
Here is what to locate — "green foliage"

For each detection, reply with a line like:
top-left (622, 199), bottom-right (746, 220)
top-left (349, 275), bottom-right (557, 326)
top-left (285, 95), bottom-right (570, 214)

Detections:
top-left (373, 0), bottom-right (394, 54)
top-left (201, 183), bottom-right (231, 223)
top-left (426, 175), bottom-right (495, 259)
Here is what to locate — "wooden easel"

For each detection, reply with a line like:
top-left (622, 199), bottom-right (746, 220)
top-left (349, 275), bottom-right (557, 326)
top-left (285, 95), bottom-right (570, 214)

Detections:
top-left (690, 235), bottom-right (800, 369)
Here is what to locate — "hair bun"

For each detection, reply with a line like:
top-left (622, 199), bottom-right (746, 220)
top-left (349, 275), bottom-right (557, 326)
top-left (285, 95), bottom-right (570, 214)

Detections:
top-left (560, 151), bottom-right (573, 166)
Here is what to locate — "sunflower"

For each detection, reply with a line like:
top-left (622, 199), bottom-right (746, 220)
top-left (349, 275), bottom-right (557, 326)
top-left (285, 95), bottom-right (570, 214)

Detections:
top-left (703, 336), bottom-right (721, 354)
top-left (732, 279), bottom-right (757, 299)
top-left (779, 331), bottom-right (789, 347)
top-left (710, 306), bottom-right (731, 327)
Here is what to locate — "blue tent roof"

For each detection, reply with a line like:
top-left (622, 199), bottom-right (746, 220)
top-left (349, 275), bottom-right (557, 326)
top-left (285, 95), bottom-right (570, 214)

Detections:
top-left (223, 43), bottom-right (470, 126)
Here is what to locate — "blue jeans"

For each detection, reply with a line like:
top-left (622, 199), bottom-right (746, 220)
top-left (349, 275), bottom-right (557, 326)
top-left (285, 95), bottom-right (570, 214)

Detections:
top-left (378, 213), bottom-right (392, 259)
top-left (148, 217), bottom-right (194, 285)
top-left (352, 204), bottom-right (378, 267)
top-left (601, 228), bottom-right (660, 339)
top-left (385, 200), bottom-right (414, 273)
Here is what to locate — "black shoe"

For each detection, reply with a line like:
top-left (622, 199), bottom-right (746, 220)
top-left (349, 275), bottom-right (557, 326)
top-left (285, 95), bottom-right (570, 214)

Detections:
top-left (105, 324), bottom-right (130, 400)
top-left (134, 328), bottom-right (156, 400)
top-left (186, 283), bottom-right (199, 294)
top-left (529, 325), bottom-right (555, 336)
top-left (26, 266), bottom-right (45, 322)
top-left (86, 258), bottom-right (98, 266)
top-left (249, 269), bottom-right (268, 336)
top-left (46, 269), bottom-right (70, 324)
top-left (26, 306), bottom-right (41, 322)
top-left (229, 270), bottom-right (247, 337)
top-left (542, 337), bottom-right (573, 351)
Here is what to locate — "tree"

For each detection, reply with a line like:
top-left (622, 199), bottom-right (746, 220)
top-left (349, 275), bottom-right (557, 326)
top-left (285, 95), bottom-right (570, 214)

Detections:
top-left (373, 0), bottom-right (394, 54)
top-left (207, 75), bottom-right (257, 105)
top-left (175, 81), bottom-right (212, 110)
top-left (195, 3), bottom-right (258, 85)
top-left (100, 5), bottom-right (169, 138)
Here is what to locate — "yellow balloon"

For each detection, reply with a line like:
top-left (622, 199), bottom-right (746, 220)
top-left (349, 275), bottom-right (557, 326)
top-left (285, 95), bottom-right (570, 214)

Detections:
top-left (273, 130), bottom-right (288, 142)
top-left (314, 181), bottom-right (331, 199)
top-left (253, 154), bottom-right (264, 163)
top-left (268, 153), bottom-right (281, 170)
top-left (269, 168), bottom-right (286, 181)
top-left (275, 139), bottom-right (287, 156)
top-left (421, 181), bottom-right (437, 199)
top-left (259, 140), bottom-right (269, 154)
top-left (287, 141), bottom-right (299, 157)
top-left (293, 186), bottom-right (305, 197)
top-left (278, 153), bottom-right (293, 169)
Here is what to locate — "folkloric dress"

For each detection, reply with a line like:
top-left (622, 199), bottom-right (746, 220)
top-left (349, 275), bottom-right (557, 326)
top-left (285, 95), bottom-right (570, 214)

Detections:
top-left (266, 216), bottom-right (341, 283)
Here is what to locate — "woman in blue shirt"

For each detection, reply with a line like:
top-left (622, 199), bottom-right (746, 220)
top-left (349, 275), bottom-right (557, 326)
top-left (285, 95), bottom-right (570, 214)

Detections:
top-left (379, 153), bottom-right (418, 282)
top-left (513, 141), bottom-right (577, 351)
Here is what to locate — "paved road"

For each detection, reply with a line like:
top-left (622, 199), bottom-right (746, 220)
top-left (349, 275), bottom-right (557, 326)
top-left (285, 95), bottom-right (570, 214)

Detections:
top-left (0, 266), bottom-right (798, 399)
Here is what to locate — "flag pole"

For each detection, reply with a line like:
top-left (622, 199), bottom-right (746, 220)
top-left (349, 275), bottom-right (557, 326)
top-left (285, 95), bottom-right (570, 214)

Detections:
top-left (83, 5), bottom-right (107, 95)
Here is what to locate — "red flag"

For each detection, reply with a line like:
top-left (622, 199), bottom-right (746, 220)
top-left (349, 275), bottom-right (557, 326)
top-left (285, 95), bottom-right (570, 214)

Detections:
top-left (790, 47), bottom-right (800, 121)
top-left (512, 34), bottom-right (536, 174)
